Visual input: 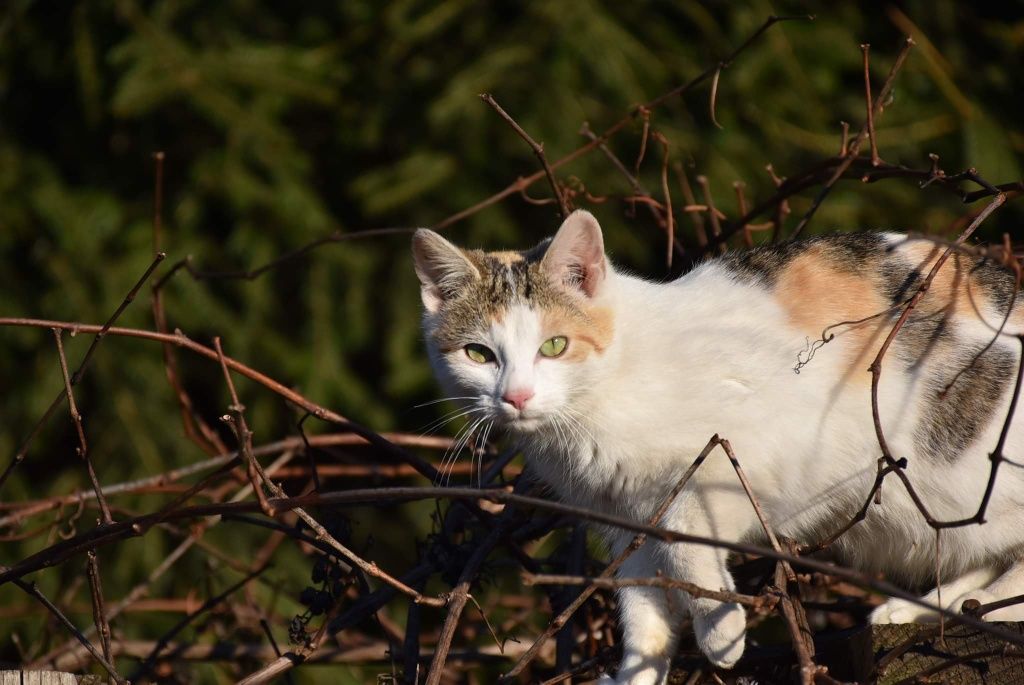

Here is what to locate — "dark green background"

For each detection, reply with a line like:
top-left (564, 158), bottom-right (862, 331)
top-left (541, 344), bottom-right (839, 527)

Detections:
top-left (1, 2), bottom-right (1022, 682)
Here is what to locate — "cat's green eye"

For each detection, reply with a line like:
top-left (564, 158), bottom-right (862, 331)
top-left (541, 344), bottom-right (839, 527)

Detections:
top-left (539, 336), bottom-right (568, 358)
top-left (464, 343), bottom-right (496, 364)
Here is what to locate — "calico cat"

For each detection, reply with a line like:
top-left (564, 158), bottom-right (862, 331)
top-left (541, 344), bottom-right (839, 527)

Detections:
top-left (412, 210), bottom-right (1024, 685)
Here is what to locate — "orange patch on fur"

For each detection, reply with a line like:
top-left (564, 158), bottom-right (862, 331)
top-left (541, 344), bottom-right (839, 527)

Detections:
top-left (487, 250), bottom-right (525, 266)
top-left (540, 305), bottom-right (614, 361)
top-left (775, 247), bottom-right (891, 382)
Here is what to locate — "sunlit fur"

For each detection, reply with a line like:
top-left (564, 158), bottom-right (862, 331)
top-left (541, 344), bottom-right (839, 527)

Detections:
top-left (413, 211), bottom-right (1024, 685)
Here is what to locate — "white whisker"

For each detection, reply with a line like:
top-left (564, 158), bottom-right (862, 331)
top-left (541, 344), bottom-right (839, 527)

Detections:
top-left (418, 406), bottom-right (479, 436)
top-left (413, 396), bottom-right (479, 409)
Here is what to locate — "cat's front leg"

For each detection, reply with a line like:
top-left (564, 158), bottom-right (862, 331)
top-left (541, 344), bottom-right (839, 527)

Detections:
top-left (599, 544), bottom-right (680, 685)
top-left (601, 535), bottom-right (746, 684)
top-left (669, 538), bottom-right (746, 670)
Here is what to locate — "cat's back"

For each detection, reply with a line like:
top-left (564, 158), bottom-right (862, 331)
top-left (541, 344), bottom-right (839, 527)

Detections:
top-left (607, 232), bottom-right (1024, 471)
top-left (683, 231), bottom-right (1022, 362)
top-left (649, 231), bottom-right (1023, 476)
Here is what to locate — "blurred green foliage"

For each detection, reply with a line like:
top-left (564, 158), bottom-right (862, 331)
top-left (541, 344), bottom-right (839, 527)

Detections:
top-left (1, 1), bottom-right (1022, 682)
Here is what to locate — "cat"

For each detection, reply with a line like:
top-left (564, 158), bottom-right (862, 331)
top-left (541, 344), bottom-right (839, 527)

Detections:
top-left (412, 210), bottom-right (1024, 685)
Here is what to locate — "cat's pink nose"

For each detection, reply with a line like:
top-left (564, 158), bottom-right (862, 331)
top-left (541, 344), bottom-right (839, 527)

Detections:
top-left (502, 388), bottom-right (535, 411)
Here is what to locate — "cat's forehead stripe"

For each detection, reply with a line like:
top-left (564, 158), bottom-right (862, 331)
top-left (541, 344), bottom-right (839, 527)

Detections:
top-left (431, 248), bottom-right (589, 348)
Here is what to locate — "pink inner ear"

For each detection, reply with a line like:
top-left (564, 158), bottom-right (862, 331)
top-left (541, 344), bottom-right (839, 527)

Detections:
top-left (412, 229), bottom-right (479, 311)
top-left (543, 211), bottom-right (606, 297)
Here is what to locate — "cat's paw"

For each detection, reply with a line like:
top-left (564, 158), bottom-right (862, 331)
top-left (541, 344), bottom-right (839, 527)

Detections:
top-left (602, 654), bottom-right (670, 685)
top-left (693, 601), bottom-right (746, 669)
top-left (871, 590), bottom-right (998, 624)
top-left (954, 589), bottom-right (1020, 620)
top-left (870, 598), bottom-right (935, 624)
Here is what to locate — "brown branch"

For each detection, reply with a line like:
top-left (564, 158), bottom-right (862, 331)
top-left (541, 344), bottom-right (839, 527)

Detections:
top-left (425, 518), bottom-right (513, 685)
top-left (866, 193), bottom-right (1006, 505)
top-left (733, 181), bottom-right (753, 247)
top-left (709, 65), bottom-right (724, 129)
top-left (85, 551), bottom-right (113, 683)
top-left (169, 15), bottom-right (800, 284)
top-left (788, 37), bottom-right (914, 239)
top-left (131, 563), bottom-right (269, 681)
top-left (50, 637), bottom-right (541, 673)
top-left (579, 121), bottom-right (675, 244)
top-left (721, 439), bottom-right (817, 684)
top-left (940, 256), bottom-right (1021, 396)
top-left (0, 253), bottom-right (166, 493)
top-left (3, 486), bottom-right (1023, 646)
top-left (697, 175), bottom-right (725, 253)
top-left (28, 452), bottom-right (299, 671)
top-left (633, 107), bottom-right (651, 178)
top-left (861, 44), bottom-right (881, 166)
top-left (214, 337), bottom-right (275, 518)
top-left (654, 131), bottom-right (676, 267)
top-left (151, 154), bottom-right (227, 459)
top-left (675, 163), bottom-right (709, 247)
top-left (480, 93), bottom-right (569, 219)
top-left (12, 578), bottom-right (126, 683)
top-left (0, 317), bottom-right (442, 482)
top-left (0, 432), bottom-right (459, 532)
top-left (52, 328), bottom-right (112, 524)
top-left (524, 573), bottom-right (767, 609)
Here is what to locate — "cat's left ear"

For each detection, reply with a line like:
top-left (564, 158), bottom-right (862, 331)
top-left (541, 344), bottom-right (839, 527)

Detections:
top-left (541, 210), bottom-right (607, 298)
top-left (412, 229), bottom-right (481, 313)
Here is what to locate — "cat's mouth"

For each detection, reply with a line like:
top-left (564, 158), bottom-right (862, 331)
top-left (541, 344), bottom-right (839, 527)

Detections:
top-left (504, 416), bottom-right (543, 432)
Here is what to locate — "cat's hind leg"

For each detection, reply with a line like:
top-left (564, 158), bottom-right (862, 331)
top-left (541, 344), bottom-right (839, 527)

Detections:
top-left (871, 565), bottom-right (999, 624)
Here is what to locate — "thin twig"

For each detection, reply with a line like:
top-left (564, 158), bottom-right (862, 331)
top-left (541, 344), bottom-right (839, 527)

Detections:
top-left (525, 573), bottom-right (766, 608)
top-left (480, 93), bottom-right (569, 219)
top-left (697, 175), bottom-right (725, 253)
top-left (788, 37), bottom-right (914, 239)
top-left (53, 328), bottom-right (112, 524)
top-left (12, 578), bottom-right (126, 683)
top-left (425, 517), bottom-right (514, 685)
top-left (654, 131), bottom-right (676, 266)
top-left (85, 550), bottom-right (114, 684)
top-left (131, 563), bottom-right (270, 681)
top-left (866, 193), bottom-right (1006, 515)
top-left (861, 44), bottom-right (881, 166)
top-left (214, 336), bottom-right (275, 517)
top-left (1, 252), bottom-right (166, 492)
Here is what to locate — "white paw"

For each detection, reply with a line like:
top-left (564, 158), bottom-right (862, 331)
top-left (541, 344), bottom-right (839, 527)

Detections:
top-left (871, 589), bottom-right (1003, 624)
top-left (603, 652), bottom-right (670, 685)
top-left (693, 601), bottom-right (746, 669)
top-left (870, 598), bottom-right (936, 624)
top-left (954, 589), bottom-right (1016, 619)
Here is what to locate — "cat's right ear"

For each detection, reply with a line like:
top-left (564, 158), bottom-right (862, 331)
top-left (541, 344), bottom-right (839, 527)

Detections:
top-left (541, 210), bottom-right (607, 298)
top-left (411, 229), bottom-right (480, 313)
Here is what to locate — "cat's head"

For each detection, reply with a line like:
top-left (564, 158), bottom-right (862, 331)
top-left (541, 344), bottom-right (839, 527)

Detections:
top-left (412, 210), bottom-right (614, 434)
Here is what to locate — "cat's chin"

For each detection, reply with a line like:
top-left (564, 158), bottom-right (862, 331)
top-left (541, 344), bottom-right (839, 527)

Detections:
top-left (503, 416), bottom-right (544, 433)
